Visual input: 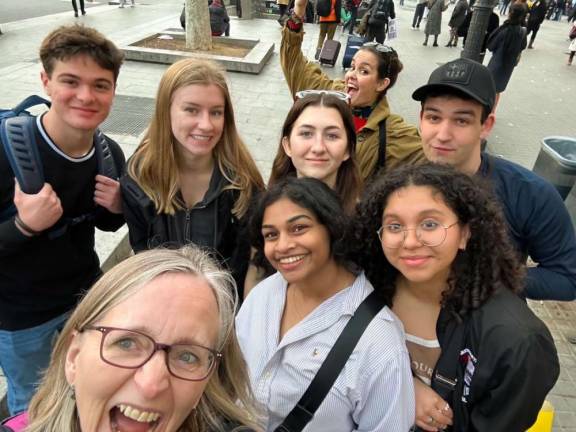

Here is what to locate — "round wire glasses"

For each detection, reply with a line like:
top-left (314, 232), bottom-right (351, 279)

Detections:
top-left (377, 221), bottom-right (459, 249)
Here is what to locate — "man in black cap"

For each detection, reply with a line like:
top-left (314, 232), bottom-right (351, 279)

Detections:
top-left (412, 57), bottom-right (576, 302)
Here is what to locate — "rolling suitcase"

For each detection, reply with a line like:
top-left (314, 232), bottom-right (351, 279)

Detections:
top-left (319, 39), bottom-right (341, 67)
top-left (342, 35), bottom-right (364, 69)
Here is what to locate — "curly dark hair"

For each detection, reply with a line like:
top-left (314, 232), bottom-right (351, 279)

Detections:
top-left (250, 177), bottom-right (353, 273)
top-left (349, 163), bottom-right (524, 317)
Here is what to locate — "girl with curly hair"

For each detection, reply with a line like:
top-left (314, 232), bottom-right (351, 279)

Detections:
top-left (351, 163), bottom-right (559, 431)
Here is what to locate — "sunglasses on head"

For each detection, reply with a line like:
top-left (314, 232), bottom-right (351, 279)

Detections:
top-left (362, 42), bottom-right (395, 53)
top-left (294, 89), bottom-right (351, 103)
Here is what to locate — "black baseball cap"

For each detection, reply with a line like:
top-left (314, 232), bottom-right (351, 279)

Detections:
top-left (412, 58), bottom-right (496, 113)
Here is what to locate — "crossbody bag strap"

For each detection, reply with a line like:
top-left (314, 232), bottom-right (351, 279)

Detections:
top-left (275, 290), bottom-right (386, 432)
top-left (376, 118), bottom-right (387, 170)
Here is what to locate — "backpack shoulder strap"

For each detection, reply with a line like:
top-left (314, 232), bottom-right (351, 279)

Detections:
top-left (376, 118), bottom-right (387, 170)
top-left (94, 130), bottom-right (119, 180)
top-left (0, 116), bottom-right (45, 194)
top-left (275, 290), bottom-right (385, 432)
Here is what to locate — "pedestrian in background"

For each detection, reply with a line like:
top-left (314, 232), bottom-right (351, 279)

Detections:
top-left (119, 0), bottom-right (135, 7)
top-left (71, 0), bottom-right (86, 17)
top-left (526, 0), bottom-right (547, 48)
top-left (210, 0), bottom-right (231, 36)
top-left (567, 22), bottom-right (576, 64)
top-left (487, 3), bottom-right (527, 108)
top-left (344, 0), bottom-right (362, 34)
top-left (365, 0), bottom-right (395, 43)
top-left (423, 0), bottom-right (447, 46)
top-left (446, 0), bottom-right (468, 46)
top-left (412, 0), bottom-right (427, 28)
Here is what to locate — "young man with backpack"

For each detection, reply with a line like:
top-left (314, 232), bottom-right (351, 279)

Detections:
top-left (315, 0), bottom-right (342, 59)
top-left (0, 24), bottom-right (125, 416)
top-left (365, 0), bottom-right (395, 43)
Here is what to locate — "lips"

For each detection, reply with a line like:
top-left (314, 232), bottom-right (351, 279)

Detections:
top-left (400, 256), bottom-right (430, 267)
top-left (110, 403), bottom-right (162, 432)
top-left (276, 254), bottom-right (307, 272)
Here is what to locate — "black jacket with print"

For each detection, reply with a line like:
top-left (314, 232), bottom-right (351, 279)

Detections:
top-left (419, 288), bottom-right (559, 432)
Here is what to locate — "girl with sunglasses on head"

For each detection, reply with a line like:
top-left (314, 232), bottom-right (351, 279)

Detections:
top-left (280, 0), bottom-right (425, 183)
top-left (351, 163), bottom-right (559, 431)
top-left (121, 59), bottom-right (264, 299)
top-left (268, 90), bottom-right (361, 215)
top-left (236, 177), bottom-right (415, 431)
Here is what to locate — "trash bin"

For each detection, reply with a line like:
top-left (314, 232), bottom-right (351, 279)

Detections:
top-left (532, 136), bottom-right (576, 200)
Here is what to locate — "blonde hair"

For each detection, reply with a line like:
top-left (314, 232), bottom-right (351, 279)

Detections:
top-left (127, 59), bottom-right (264, 217)
top-left (26, 246), bottom-right (262, 432)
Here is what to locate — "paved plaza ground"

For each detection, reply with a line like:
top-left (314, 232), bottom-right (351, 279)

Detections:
top-left (1, 0), bottom-right (575, 429)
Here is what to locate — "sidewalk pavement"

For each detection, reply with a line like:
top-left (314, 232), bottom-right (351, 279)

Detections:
top-left (1, 1), bottom-right (575, 429)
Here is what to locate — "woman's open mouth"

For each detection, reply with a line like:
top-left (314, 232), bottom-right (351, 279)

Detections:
top-left (110, 404), bottom-right (162, 432)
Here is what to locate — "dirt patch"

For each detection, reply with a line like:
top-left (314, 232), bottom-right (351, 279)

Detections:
top-left (132, 35), bottom-right (251, 58)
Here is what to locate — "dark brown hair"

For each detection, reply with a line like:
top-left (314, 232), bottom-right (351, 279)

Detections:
top-left (350, 163), bottom-right (524, 316)
top-left (39, 24), bottom-right (124, 82)
top-left (268, 93), bottom-right (361, 214)
top-left (357, 46), bottom-right (403, 96)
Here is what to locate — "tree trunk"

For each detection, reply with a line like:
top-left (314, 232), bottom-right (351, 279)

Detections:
top-left (186, 0), bottom-right (213, 50)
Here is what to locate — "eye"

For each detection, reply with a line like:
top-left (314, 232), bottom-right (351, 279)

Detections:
top-left (262, 230), bottom-right (278, 241)
top-left (211, 110), bottom-right (224, 117)
top-left (291, 224), bottom-right (309, 234)
top-left (425, 114), bottom-right (441, 123)
top-left (113, 337), bottom-right (137, 351)
top-left (326, 133), bottom-right (340, 141)
top-left (95, 83), bottom-right (112, 92)
top-left (176, 350), bottom-right (201, 366)
top-left (299, 130), bottom-right (314, 138)
top-left (62, 79), bottom-right (77, 86)
top-left (420, 220), bottom-right (441, 231)
top-left (455, 118), bottom-right (470, 126)
top-left (185, 107), bottom-right (198, 114)
top-left (385, 223), bottom-right (403, 234)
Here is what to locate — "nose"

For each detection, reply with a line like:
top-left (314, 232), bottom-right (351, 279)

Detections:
top-left (76, 85), bottom-right (95, 104)
top-left (435, 120), bottom-right (452, 142)
top-left (133, 351), bottom-right (171, 399)
top-left (310, 134), bottom-right (327, 154)
top-left (275, 232), bottom-right (294, 253)
top-left (402, 228), bottom-right (422, 249)
top-left (198, 110), bottom-right (214, 132)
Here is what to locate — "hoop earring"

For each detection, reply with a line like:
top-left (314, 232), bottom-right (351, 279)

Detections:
top-left (69, 385), bottom-right (76, 400)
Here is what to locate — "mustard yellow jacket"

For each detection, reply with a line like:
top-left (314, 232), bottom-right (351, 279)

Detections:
top-left (280, 27), bottom-right (425, 181)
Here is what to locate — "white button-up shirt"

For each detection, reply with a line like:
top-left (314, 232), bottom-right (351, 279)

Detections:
top-left (236, 272), bottom-right (415, 432)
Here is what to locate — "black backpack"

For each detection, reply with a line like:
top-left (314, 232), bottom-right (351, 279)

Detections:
top-left (316, 0), bottom-right (332, 17)
top-left (0, 95), bottom-right (119, 235)
top-left (372, 0), bottom-right (391, 20)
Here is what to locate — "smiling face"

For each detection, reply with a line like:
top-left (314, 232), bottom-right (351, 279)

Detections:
top-left (282, 105), bottom-right (350, 188)
top-left (65, 272), bottom-right (220, 432)
top-left (41, 55), bottom-right (115, 133)
top-left (344, 50), bottom-right (390, 108)
top-left (380, 185), bottom-right (469, 287)
top-left (261, 197), bottom-right (333, 285)
top-left (420, 96), bottom-right (495, 175)
top-left (170, 83), bottom-right (225, 163)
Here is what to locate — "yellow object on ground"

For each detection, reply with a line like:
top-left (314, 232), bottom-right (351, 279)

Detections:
top-left (526, 400), bottom-right (555, 432)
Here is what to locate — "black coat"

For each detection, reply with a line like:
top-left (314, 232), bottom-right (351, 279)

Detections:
top-left (415, 289), bottom-right (559, 431)
top-left (487, 22), bottom-right (527, 92)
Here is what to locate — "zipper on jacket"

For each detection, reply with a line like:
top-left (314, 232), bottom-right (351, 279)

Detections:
top-left (185, 209), bottom-right (191, 243)
top-left (435, 372), bottom-right (457, 388)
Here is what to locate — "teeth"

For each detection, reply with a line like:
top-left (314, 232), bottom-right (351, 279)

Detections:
top-left (279, 255), bottom-right (305, 264)
top-left (191, 135), bottom-right (210, 140)
top-left (118, 404), bottom-right (160, 423)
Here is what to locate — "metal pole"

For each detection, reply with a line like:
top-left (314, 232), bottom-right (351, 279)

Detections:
top-left (460, 0), bottom-right (497, 62)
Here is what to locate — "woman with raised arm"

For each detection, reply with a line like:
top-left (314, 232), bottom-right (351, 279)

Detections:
top-left (280, 0), bottom-right (425, 182)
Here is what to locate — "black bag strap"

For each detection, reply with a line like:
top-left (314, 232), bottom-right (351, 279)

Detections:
top-left (376, 118), bottom-right (387, 170)
top-left (275, 290), bottom-right (386, 432)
